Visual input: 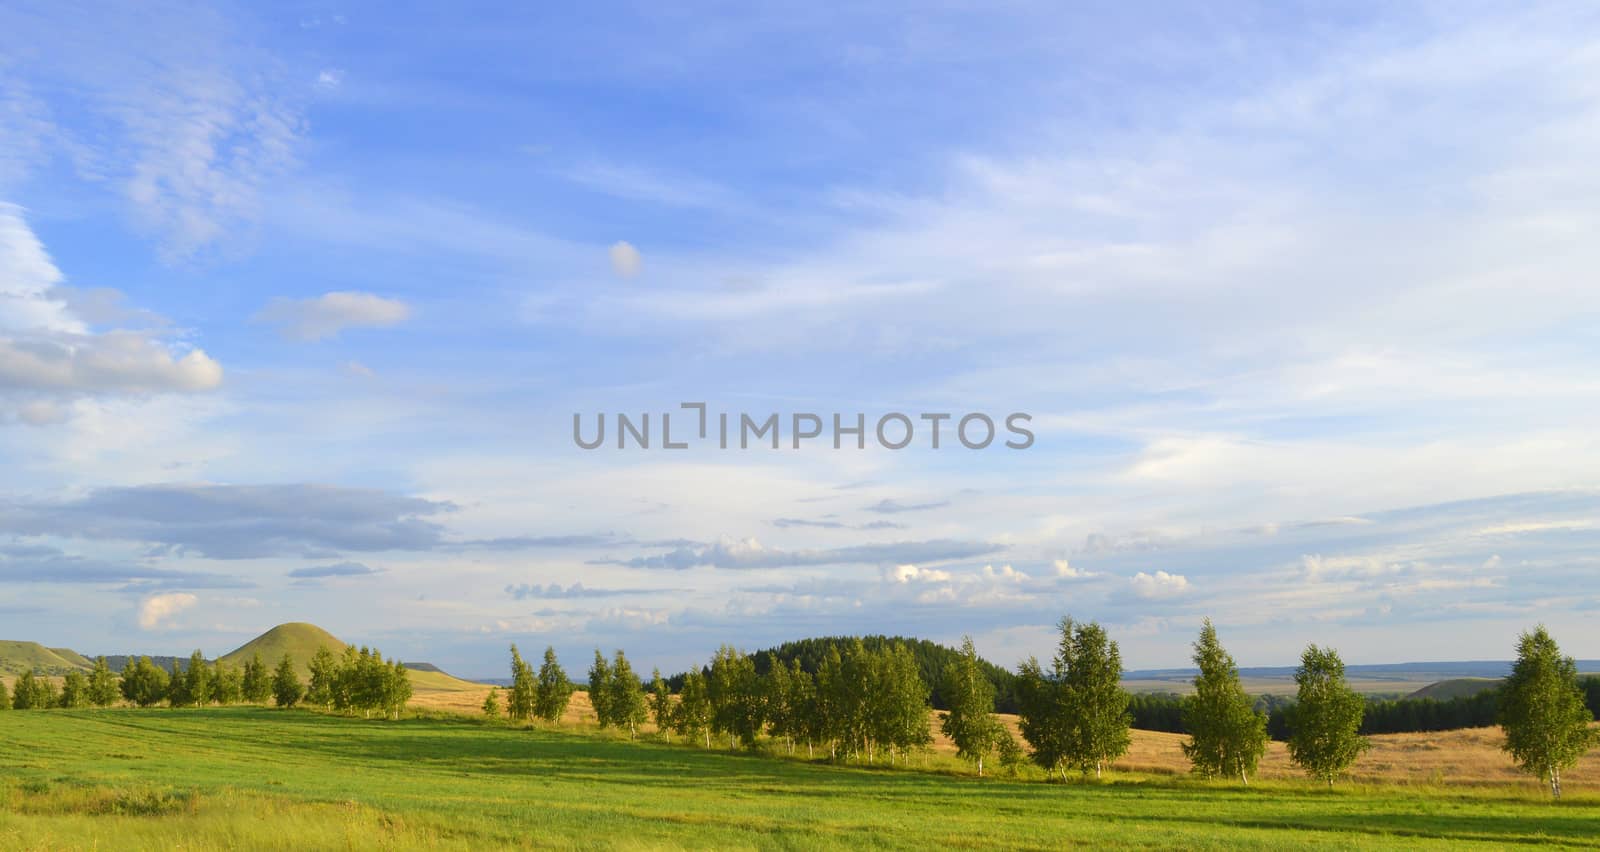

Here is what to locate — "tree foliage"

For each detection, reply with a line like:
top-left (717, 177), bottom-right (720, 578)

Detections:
top-left (507, 644), bottom-right (536, 722)
top-left (1498, 626), bottom-right (1598, 799)
top-left (587, 649), bottom-right (612, 727)
top-left (60, 669), bottom-right (91, 708)
top-left (307, 646), bottom-right (338, 707)
top-left (940, 636), bottom-right (1004, 776)
top-left (735, 635), bottom-right (1019, 713)
top-left (649, 668), bottom-right (672, 742)
top-left (535, 646), bottom-right (574, 723)
top-left (1181, 619), bottom-right (1268, 784)
top-left (120, 657), bottom-right (169, 707)
top-left (272, 653), bottom-right (304, 708)
top-left (1017, 617), bottom-right (1131, 779)
top-left (1286, 645), bottom-right (1369, 786)
top-left (607, 649), bottom-right (649, 738)
top-left (241, 653), bottom-right (272, 704)
top-left (672, 669), bottom-right (713, 748)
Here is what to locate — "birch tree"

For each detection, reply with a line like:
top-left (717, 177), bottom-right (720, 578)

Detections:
top-left (1287, 644), bottom-right (1368, 786)
top-left (1499, 626), bottom-right (1598, 799)
top-left (941, 636), bottom-right (1003, 776)
top-left (1182, 619), bottom-right (1268, 784)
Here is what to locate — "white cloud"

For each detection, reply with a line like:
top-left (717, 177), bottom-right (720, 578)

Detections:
top-left (315, 69), bottom-right (345, 91)
top-left (609, 241), bottom-right (642, 278)
top-left (138, 592), bottom-right (197, 630)
top-left (1053, 559), bottom-right (1100, 579)
top-left (981, 563), bottom-right (1029, 583)
top-left (0, 203), bottom-right (78, 333)
top-left (883, 563), bottom-right (951, 584)
top-left (0, 333), bottom-right (223, 393)
top-left (254, 291), bottom-right (411, 341)
top-left (0, 205), bottom-right (223, 399)
top-left (1129, 570), bottom-right (1191, 600)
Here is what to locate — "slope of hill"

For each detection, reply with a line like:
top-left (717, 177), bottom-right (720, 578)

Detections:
top-left (218, 622), bottom-right (346, 677)
top-left (406, 667), bottom-right (485, 692)
top-left (1408, 677), bottom-right (1503, 700)
top-left (0, 640), bottom-right (92, 675)
top-left (217, 622), bottom-right (481, 691)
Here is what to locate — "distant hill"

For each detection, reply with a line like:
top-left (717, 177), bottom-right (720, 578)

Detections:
top-left (1408, 677), bottom-right (1502, 700)
top-left (216, 623), bottom-right (481, 691)
top-left (407, 667), bottom-right (485, 691)
top-left (219, 622), bottom-right (346, 677)
top-left (0, 641), bottom-right (91, 676)
top-left (99, 655), bottom-right (193, 674)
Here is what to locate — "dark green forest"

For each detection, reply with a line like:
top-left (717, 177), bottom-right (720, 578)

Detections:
top-left (1128, 676), bottom-right (1600, 739)
top-left (668, 635), bottom-right (1021, 713)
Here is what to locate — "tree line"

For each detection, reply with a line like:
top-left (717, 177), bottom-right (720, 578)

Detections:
top-left (523, 618), bottom-right (1596, 797)
top-left (1132, 676), bottom-right (1599, 739)
top-left (3, 645), bottom-right (413, 720)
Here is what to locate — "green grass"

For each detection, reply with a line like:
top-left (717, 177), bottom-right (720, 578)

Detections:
top-left (2, 708), bottom-right (1596, 850)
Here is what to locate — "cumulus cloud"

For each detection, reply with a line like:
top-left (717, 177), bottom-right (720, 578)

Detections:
top-left (0, 206), bottom-right (223, 402)
top-left (981, 563), bottom-right (1029, 583)
top-left (138, 592), bottom-right (197, 629)
top-left (1052, 559), bottom-right (1100, 579)
top-left (1129, 570), bottom-right (1192, 600)
top-left (883, 563), bottom-right (952, 584)
top-left (253, 291), bottom-right (411, 341)
top-left (609, 241), bottom-right (641, 278)
top-left (0, 333), bottom-right (223, 393)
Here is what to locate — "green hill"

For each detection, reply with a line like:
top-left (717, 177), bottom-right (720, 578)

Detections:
top-left (218, 623), bottom-right (348, 678)
top-left (1407, 677), bottom-right (1502, 700)
top-left (0, 640), bottom-right (93, 676)
top-left (218, 623), bottom-right (480, 691)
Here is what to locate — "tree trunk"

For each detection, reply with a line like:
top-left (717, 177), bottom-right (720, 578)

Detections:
top-left (1240, 771), bottom-right (1249, 786)
top-left (977, 756), bottom-right (984, 777)
top-left (1551, 767), bottom-right (1562, 800)
top-left (1095, 761), bottom-right (1102, 780)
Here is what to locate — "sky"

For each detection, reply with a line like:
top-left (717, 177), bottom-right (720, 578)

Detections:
top-left (2, 1), bottom-right (1599, 679)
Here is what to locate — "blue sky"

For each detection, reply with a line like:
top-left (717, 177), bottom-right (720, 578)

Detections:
top-left (3, 1), bottom-right (1599, 677)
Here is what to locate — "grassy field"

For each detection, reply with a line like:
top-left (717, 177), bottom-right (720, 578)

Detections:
top-left (3, 708), bottom-right (1598, 850)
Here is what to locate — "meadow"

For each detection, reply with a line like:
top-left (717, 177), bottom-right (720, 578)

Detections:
top-left (2, 707), bottom-right (1597, 850)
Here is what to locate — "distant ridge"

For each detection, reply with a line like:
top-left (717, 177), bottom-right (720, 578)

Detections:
top-left (0, 640), bottom-right (92, 676)
top-left (1407, 677), bottom-right (1503, 700)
